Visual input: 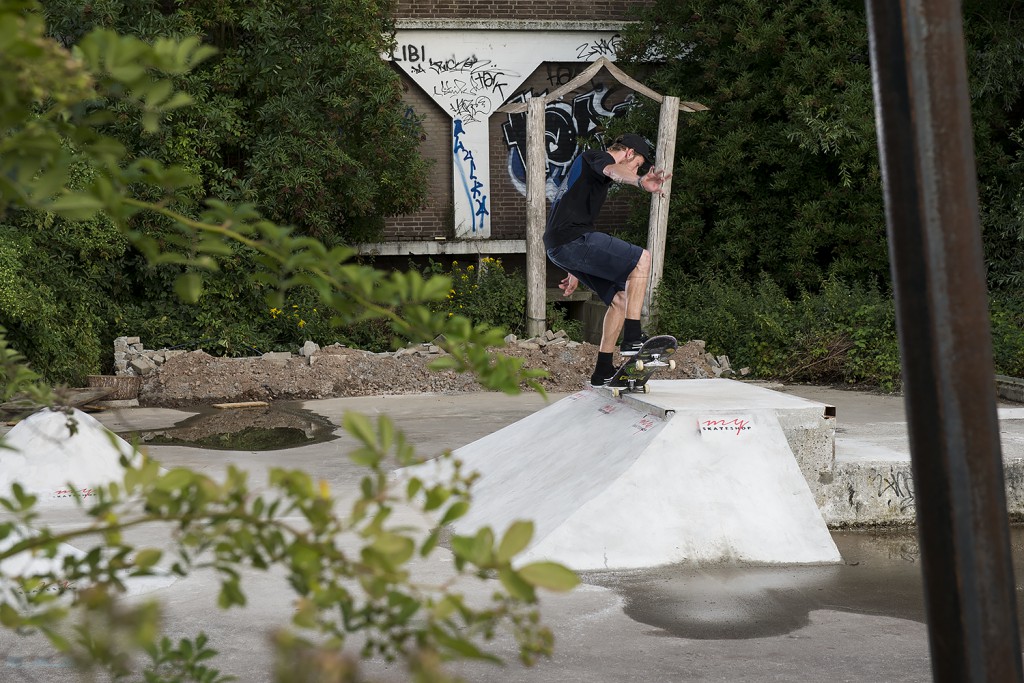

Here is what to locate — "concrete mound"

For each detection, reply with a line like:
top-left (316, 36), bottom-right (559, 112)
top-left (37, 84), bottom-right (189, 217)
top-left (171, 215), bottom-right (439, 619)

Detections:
top-left (0, 408), bottom-right (138, 502)
top-left (404, 379), bottom-right (841, 570)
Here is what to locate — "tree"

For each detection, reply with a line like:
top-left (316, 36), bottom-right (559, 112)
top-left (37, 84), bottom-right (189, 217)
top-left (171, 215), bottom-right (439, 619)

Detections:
top-left (962, 0), bottom-right (1024, 290)
top-left (618, 0), bottom-right (886, 292)
top-left (617, 0), bottom-right (1024, 293)
top-left (2, 0), bottom-right (434, 384)
top-left (0, 2), bottom-right (568, 680)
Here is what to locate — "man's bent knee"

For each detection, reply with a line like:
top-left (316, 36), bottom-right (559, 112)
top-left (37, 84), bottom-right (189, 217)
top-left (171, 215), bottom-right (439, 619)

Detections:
top-left (633, 249), bottom-right (651, 275)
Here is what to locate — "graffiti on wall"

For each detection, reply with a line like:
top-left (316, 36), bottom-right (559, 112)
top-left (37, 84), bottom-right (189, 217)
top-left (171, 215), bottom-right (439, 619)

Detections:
top-left (393, 44), bottom-right (520, 124)
top-left (575, 34), bottom-right (622, 60)
top-left (453, 119), bottom-right (489, 233)
top-left (501, 84), bottom-right (635, 199)
top-left (391, 28), bottom-right (628, 238)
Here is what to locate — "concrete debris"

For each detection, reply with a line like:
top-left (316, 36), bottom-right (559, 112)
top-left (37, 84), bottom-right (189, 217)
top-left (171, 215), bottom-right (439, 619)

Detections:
top-left (113, 332), bottom-right (730, 406)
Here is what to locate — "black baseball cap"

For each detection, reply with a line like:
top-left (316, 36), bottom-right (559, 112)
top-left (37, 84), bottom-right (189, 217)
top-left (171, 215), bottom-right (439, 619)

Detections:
top-left (616, 133), bottom-right (656, 172)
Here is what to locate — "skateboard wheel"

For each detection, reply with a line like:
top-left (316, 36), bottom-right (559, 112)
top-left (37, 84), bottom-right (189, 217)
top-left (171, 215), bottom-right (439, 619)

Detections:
top-left (611, 388), bottom-right (621, 399)
top-left (669, 360), bottom-right (676, 371)
top-left (635, 360), bottom-right (644, 372)
top-left (643, 384), bottom-right (651, 394)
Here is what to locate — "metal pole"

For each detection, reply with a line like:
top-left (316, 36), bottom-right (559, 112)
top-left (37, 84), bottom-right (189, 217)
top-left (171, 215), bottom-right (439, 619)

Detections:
top-left (864, 1), bottom-right (1023, 681)
top-left (525, 97), bottom-right (547, 338)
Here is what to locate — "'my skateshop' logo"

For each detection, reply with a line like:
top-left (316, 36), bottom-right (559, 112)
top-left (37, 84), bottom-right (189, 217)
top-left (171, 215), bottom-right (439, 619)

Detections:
top-left (699, 418), bottom-right (752, 436)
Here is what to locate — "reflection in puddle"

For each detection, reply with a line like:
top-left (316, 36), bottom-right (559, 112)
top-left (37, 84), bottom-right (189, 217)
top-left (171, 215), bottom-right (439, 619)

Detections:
top-left (121, 403), bottom-right (337, 451)
top-left (581, 527), bottom-right (1006, 640)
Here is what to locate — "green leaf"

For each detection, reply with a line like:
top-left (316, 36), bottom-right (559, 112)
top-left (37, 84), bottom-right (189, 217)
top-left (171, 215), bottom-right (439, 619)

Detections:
top-left (439, 500), bottom-right (469, 526)
top-left (133, 548), bottom-right (162, 570)
top-left (498, 567), bottom-right (536, 602)
top-left (155, 468), bottom-right (194, 491)
top-left (47, 193), bottom-right (103, 221)
top-left (0, 602), bottom-right (22, 627)
top-left (497, 521), bottom-right (534, 563)
top-left (517, 562), bottom-right (580, 592)
top-left (343, 412), bottom-right (378, 449)
top-left (174, 272), bottom-right (203, 304)
top-left (427, 356), bottom-right (461, 371)
top-left (348, 446), bottom-right (380, 467)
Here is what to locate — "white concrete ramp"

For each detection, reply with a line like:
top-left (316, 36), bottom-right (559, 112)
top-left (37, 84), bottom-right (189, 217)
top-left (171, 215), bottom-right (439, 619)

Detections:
top-left (0, 408), bottom-right (139, 502)
top-left (407, 379), bottom-right (841, 570)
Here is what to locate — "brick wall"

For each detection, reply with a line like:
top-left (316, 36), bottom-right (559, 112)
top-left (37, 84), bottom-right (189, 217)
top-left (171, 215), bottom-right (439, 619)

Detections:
top-left (382, 0), bottom-right (657, 245)
top-left (487, 62), bottom-right (640, 241)
top-left (384, 61), bottom-right (646, 242)
top-left (383, 66), bottom-right (453, 241)
top-left (394, 0), bottom-right (653, 21)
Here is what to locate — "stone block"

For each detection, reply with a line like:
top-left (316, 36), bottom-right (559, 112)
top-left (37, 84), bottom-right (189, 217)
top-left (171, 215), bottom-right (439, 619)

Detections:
top-left (300, 340), bottom-right (321, 357)
top-left (129, 357), bottom-right (156, 375)
top-left (262, 351), bottom-right (293, 365)
top-left (125, 336), bottom-right (141, 345)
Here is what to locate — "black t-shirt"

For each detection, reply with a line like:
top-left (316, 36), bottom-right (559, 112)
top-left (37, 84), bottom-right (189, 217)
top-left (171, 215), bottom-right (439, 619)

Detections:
top-left (544, 149), bottom-right (614, 250)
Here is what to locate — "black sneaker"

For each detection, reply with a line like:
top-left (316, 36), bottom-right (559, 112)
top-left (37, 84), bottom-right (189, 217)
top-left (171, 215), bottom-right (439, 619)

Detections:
top-left (590, 367), bottom-right (615, 386)
top-left (619, 333), bottom-right (650, 357)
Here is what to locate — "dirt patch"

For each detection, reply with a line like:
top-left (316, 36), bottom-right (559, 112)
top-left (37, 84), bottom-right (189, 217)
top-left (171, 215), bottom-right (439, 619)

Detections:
top-left (139, 341), bottom-right (720, 407)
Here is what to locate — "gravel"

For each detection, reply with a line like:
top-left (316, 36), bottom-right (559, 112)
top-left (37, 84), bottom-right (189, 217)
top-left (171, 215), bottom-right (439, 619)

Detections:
top-left (139, 340), bottom-right (720, 407)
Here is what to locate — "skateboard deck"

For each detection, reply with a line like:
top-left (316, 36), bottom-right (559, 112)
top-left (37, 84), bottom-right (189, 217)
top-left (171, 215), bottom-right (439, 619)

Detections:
top-left (606, 335), bottom-right (678, 398)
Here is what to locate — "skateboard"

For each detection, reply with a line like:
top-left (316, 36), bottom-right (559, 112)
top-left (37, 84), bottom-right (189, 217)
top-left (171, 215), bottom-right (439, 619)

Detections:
top-left (606, 335), bottom-right (678, 398)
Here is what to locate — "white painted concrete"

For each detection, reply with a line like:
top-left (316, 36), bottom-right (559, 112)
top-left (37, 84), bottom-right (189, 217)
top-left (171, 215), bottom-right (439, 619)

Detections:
top-left (0, 408), bottom-right (138, 502)
top-left (403, 380), bottom-right (841, 570)
top-left (0, 527), bottom-right (177, 599)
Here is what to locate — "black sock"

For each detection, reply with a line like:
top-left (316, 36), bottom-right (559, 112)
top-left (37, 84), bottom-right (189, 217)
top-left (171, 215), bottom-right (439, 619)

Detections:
top-left (595, 351), bottom-right (615, 373)
top-left (623, 319), bottom-right (642, 340)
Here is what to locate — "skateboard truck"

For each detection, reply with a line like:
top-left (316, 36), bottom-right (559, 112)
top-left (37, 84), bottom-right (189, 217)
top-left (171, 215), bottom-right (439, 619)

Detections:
top-left (606, 335), bottom-right (679, 398)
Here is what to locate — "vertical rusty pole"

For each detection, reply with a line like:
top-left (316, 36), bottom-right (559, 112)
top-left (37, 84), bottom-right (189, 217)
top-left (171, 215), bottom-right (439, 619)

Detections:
top-left (864, 1), bottom-right (1023, 681)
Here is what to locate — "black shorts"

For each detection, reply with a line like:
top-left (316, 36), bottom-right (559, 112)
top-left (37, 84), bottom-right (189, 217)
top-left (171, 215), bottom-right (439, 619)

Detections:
top-left (546, 232), bottom-right (643, 305)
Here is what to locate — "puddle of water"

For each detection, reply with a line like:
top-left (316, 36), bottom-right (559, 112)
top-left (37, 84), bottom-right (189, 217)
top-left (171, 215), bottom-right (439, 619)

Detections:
top-left (582, 527), bottom-right (1024, 640)
top-left (121, 403), bottom-right (337, 451)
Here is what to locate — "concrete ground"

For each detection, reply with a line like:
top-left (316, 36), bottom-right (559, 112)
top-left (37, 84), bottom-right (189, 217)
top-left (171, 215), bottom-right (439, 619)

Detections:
top-left (3, 383), bottom-right (1024, 681)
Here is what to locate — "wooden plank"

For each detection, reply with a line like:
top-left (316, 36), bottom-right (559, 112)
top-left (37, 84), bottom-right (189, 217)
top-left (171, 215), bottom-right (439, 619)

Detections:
top-left (643, 96), bottom-right (680, 328)
top-left (212, 401), bottom-right (270, 409)
top-left (525, 97), bottom-right (548, 338)
top-left (496, 59), bottom-right (609, 114)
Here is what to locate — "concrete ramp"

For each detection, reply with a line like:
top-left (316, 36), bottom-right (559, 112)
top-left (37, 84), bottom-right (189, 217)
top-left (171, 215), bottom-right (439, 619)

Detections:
top-left (0, 408), bottom-right (139, 502)
top-left (405, 379), bottom-right (841, 570)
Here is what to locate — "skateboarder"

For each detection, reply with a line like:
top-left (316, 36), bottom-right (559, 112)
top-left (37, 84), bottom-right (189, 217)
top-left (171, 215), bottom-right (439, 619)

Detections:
top-left (545, 133), bottom-right (672, 386)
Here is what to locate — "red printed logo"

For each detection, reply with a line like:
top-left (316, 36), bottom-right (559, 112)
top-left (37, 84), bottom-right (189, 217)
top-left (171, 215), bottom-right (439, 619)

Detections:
top-left (700, 418), bottom-right (752, 436)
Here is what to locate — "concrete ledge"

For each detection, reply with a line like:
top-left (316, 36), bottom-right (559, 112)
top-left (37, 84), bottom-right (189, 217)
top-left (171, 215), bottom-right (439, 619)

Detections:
top-left (821, 457), bottom-right (1024, 527)
top-left (356, 239), bottom-right (525, 257)
top-left (996, 375), bottom-right (1024, 403)
top-left (396, 19), bottom-right (632, 31)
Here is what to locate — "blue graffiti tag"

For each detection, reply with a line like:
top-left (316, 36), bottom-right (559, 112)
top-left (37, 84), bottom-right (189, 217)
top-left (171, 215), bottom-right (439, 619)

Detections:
top-left (452, 119), bottom-right (490, 233)
top-left (501, 85), bottom-right (634, 199)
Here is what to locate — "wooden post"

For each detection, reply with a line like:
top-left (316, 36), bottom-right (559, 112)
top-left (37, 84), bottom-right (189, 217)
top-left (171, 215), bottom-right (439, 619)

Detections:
top-left (643, 95), bottom-right (679, 328)
top-left (525, 97), bottom-right (547, 338)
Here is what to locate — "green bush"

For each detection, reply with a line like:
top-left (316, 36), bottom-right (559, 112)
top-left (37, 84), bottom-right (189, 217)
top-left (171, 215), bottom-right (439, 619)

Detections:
top-left (618, 0), bottom-right (1024, 294)
top-left (654, 271), bottom-right (903, 390)
top-left (990, 293), bottom-right (1024, 378)
top-left (2, 0), bottom-right (432, 383)
top-left (421, 258), bottom-right (583, 342)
